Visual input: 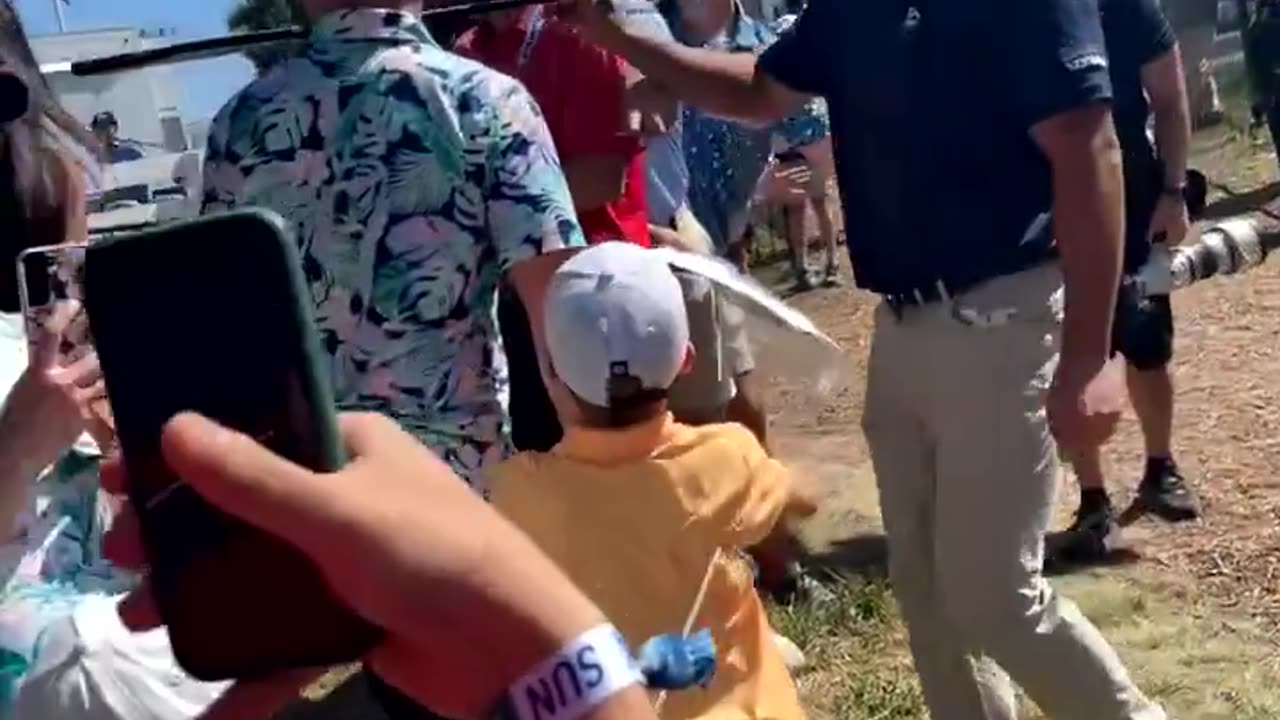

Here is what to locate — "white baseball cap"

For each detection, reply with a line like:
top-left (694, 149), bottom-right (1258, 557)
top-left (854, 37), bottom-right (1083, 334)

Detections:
top-left (544, 242), bottom-right (690, 408)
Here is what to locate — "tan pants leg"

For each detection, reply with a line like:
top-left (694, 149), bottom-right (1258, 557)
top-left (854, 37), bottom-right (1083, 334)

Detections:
top-left (862, 264), bottom-right (1166, 720)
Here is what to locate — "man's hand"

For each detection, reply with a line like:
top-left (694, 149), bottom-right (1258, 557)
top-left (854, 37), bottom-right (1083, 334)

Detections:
top-left (754, 158), bottom-right (813, 206)
top-left (1147, 193), bottom-right (1190, 245)
top-left (1047, 354), bottom-right (1125, 452)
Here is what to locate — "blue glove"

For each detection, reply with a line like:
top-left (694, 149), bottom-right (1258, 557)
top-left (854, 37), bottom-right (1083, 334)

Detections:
top-left (636, 629), bottom-right (717, 691)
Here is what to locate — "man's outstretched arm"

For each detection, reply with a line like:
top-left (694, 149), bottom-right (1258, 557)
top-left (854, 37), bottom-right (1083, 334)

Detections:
top-left (569, 0), bottom-right (812, 125)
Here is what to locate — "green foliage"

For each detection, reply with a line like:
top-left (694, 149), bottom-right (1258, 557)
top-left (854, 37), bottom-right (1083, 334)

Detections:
top-left (226, 0), bottom-right (308, 75)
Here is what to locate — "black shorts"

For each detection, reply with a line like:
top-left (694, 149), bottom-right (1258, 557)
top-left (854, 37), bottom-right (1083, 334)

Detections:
top-left (1112, 281), bottom-right (1174, 372)
top-left (497, 286), bottom-right (563, 452)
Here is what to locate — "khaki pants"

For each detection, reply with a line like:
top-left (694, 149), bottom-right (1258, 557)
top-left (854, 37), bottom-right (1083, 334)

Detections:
top-left (861, 263), bottom-right (1165, 720)
top-left (664, 204), bottom-right (756, 423)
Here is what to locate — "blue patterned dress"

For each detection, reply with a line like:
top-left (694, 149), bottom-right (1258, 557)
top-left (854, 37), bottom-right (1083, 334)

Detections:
top-left (675, 9), bottom-right (831, 252)
top-left (201, 9), bottom-right (586, 492)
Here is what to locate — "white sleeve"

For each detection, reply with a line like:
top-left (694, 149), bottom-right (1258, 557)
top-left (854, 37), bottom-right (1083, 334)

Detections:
top-left (15, 594), bottom-right (229, 720)
top-left (13, 608), bottom-right (100, 720)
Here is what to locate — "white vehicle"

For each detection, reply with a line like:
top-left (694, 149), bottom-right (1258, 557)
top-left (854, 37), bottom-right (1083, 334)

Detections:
top-left (33, 26), bottom-right (205, 234)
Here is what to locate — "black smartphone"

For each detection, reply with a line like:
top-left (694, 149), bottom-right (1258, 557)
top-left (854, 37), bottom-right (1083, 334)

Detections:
top-left (83, 209), bottom-right (380, 681)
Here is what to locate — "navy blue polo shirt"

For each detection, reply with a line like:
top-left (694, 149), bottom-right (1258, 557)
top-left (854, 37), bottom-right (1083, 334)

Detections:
top-left (759, 0), bottom-right (1113, 295)
top-left (1100, 0), bottom-right (1177, 271)
top-left (1103, 0), bottom-right (1174, 161)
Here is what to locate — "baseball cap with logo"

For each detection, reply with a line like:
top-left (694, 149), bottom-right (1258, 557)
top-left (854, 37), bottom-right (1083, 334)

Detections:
top-left (90, 111), bottom-right (118, 129)
top-left (544, 241), bottom-right (690, 408)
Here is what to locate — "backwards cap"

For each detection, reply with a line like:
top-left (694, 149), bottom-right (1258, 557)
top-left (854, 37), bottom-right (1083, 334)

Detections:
top-left (544, 242), bottom-right (690, 408)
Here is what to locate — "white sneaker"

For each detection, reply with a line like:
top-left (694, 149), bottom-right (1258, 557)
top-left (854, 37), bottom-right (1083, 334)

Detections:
top-left (771, 632), bottom-right (807, 674)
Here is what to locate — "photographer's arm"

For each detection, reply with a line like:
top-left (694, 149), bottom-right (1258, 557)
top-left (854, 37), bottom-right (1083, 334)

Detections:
top-left (0, 155), bottom-right (94, 537)
top-left (0, 393), bottom-right (55, 535)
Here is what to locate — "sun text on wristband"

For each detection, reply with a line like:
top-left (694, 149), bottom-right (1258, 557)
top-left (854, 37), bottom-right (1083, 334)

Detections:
top-left (502, 624), bottom-right (644, 720)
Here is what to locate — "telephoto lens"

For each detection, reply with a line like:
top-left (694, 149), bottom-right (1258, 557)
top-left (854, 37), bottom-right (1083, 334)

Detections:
top-left (1171, 219), bottom-right (1271, 289)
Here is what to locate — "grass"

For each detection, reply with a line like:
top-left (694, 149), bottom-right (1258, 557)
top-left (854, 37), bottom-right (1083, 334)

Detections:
top-left (767, 578), bottom-right (925, 719)
top-left (767, 569), bottom-right (1280, 720)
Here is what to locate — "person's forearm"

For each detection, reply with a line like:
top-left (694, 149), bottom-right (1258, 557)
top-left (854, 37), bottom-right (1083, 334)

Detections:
top-left (596, 24), bottom-right (775, 125)
top-left (587, 686), bottom-right (660, 720)
top-left (0, 448), bottom-right (40, 535)
top-left (0, 403), bottom-right (49, 537)
top-left (1153, 107), bottom-right (1190, 189)
top-left (509, 249), bottom-right (581, 369)
top-left (1152, 90), bottom-right (1191, 187)
top-left (1054, 129), bottom-right (1125, 362)
top-left (478, 522), bottom-right (653, 718)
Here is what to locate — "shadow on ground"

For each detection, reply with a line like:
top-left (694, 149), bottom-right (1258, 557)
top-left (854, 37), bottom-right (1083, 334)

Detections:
top-left (804, 529), bottom-right (1146, 581)
top-left (1201, 180), bottom-right (1280, 221)
top-left (1042, 530), bottom-right (1144, 577)
top-left (806, 533), bottom-right (888, 579)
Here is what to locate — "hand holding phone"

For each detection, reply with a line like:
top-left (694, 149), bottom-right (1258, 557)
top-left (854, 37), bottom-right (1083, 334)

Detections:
top-left (7, 299), bottom-right (110, 456)
top-left (16, 244), bottom-right (115, 453)
top-left (83, 209), bottom-right (379, 680)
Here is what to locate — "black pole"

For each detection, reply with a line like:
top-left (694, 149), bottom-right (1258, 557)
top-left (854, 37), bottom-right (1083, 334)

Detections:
top-left (70, 0), bottom-right (554, 77)
top-left (71, 28), bottom-right (306, 76)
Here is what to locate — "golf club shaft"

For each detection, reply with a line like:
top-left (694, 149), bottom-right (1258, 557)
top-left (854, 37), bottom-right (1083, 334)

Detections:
top-left (70, 0), bottom-right (554, 77)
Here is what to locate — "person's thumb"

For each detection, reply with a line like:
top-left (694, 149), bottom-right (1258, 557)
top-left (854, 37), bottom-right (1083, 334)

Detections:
top-left (159, 412), bottom-right (346, 560)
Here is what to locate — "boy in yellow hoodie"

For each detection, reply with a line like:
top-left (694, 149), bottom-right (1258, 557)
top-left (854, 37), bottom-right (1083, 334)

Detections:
top-left (489, 241), bottom-right (805, 720)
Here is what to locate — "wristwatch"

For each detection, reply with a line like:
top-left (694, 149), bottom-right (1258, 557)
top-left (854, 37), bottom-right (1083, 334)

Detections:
top-left (1162, 183), bottom-right (1186, 198)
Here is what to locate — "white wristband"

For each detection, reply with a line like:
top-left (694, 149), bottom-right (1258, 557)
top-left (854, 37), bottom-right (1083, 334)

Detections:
top-left (504, 624), bottom-right (644, 720)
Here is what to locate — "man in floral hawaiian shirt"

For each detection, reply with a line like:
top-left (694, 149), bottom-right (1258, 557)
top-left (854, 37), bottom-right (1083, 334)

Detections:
top-left (201, 1), bottom-right (586, 492)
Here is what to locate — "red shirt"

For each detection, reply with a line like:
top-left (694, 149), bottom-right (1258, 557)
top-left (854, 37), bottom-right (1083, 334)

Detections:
top-left (455, 10), bottom-right (650, 247)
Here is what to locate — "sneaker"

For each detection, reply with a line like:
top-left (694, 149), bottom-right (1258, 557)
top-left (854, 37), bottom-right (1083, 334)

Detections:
top-left (795, 574), bottom-right (837, 605)
top-left (1135, 459), bottom-right (1201, 522)
top-left (791, 271), bottom-right (816, 293)
top-left (821, 263), bottom-right (841, 287)
top-left (772, 632), bottom-right (807, 674)
top-left (1049, 501), bottom-right (1120, 568)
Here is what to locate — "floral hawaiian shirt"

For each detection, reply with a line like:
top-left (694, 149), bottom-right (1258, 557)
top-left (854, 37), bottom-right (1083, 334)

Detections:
top-left (201, 9), bottom-right (585, 491)
top-left (674, 8), bottom-right (830, 251)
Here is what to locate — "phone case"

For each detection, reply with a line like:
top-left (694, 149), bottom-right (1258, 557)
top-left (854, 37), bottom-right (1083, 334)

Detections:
top-left (84, 208), bottom-right (379, 680)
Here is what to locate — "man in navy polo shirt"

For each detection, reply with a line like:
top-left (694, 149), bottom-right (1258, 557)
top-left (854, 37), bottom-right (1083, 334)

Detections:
top-left (1056, 0), bottom-right (1199, 567)
top-left (566, 0), bottom-right (1166, 717)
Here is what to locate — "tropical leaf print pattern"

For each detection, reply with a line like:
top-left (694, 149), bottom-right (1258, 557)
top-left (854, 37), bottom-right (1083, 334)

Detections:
top-left (201, 9), bottom-right (585, 491)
